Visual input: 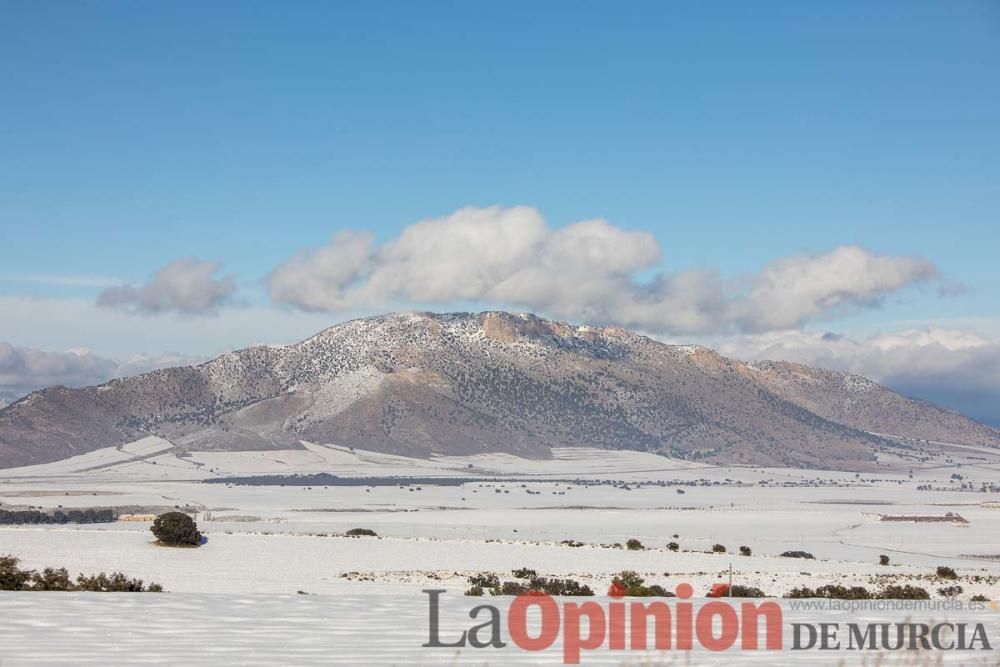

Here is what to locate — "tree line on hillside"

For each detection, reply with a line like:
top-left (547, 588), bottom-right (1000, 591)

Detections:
top-left (0, 509), bottom-right (115, 525)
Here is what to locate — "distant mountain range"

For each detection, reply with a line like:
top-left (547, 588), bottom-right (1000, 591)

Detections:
top-left (1, 311), bottom-right (997, 470)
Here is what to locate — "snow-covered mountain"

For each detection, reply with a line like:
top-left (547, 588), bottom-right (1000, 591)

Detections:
top-left (1, 311), bottom-right (997, 470)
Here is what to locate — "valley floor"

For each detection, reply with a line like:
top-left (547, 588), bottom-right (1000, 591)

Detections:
top-left (1, 440), bottom-right (1000, 664)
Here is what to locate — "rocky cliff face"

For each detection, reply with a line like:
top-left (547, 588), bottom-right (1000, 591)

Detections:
top-left (1, 311), bottom-right (997, 470)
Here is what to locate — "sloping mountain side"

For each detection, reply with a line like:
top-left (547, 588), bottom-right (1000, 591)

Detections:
top-left (1, 312), bottom-right (997, 470)
top-left (745, 360), bottom-right (1000, 448)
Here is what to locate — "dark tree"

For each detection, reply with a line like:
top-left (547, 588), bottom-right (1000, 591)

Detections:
top-left (937, 585), bottom-right (963, 598)
top-left (345, 528), bottom-right (377, 537)
top-left (611, 570), bottom-right (673, 597)
top-left (31, 567), bottom-right (74, 591)
top-left (726, 584), bottom-right (767, 598)
top-left (0, 555), bottom-right (32, 591)
top-left (786, 584), bottom-right (872, 600)
top-left (879, 584), bottom-right (930, 600)
top-left (76, 572), bottom-right (163, 592)
top-left (151, 512), bottom-right (201, 547)
top-left (0, 508), bottom-right (115, 525)
top-left (0, 553), bottom-right (161, 592)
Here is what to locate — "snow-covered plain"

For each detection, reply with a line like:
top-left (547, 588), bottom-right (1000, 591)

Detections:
top-left (2, 440), bottom-right (1000, 664)
top-left (2, 592), bottom-right (998, 666)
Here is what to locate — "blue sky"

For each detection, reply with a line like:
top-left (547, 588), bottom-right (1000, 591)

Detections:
top-left (1, 2), bottom-right (999, 422)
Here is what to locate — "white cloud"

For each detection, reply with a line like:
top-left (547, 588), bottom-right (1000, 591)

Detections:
top-left (267, 232), bottom-right (377, 312)
top-left (732, 246), bottom-right (938, 332)
top-left (0, 342), bottom-right (208, 406)
top-left (372, 206), bottom-right (556, 303)
top-left (268, 206), bottom-right (937, 334)
top-left (0, 343), bottom-right (117, 399)
top-left (97, 258), bottom-right (237, 316)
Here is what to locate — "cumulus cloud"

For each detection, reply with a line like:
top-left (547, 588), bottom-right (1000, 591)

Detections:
top-left (716, 328), bottom-right (1000, 426)
top-left (97, 258), bottom-right (237, 316)
top-left (372, 206), bottom-right (558, 303)
top-left (731, 246), bottom-right (938, 332)
top-left (267, 232), bottom-right (377, 312)
top-left (268, 206), bottom-right (937, 334)
top-left (269, 206), bottom-right (666, 318)
top-left (0, 342), bottom-right (204, 406)
top-left (0, 343), bottom-right (117, 401)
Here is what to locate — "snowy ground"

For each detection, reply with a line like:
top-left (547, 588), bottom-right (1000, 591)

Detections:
top-left (1, 440), bottom-right (1000, 664)
top-left (2, 592), bottom-right (998, 666)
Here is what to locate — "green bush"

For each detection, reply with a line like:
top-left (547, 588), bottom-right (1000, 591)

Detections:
top-left (879, 555), bottom-right (890, 566)
top-left (612, 570), bottom-right (674, 597)
top-left (937, 585), bottom-right (963, 598)
top-left (345, 528), bottom-right (377, 537)
top-left (787, 584), bottom-right (930, 601)
top-left (0, 554), bottom-right (161, 592)
top-left (626, 538), bottom-right (644, 551)
top-left (529, 577), bottom-right (593, 596)
top-left (504, 578), bottom-right (594, 596)
top-left (151, 512), bottom-right (201, 547)
top-left (787, 585), bottom-right (872, 600)
top-left (467, 573), bottom-right (499, 591)
top-left (739, 546), bottom-right (752, 556)
top-left (614, 570), bottom-right (644, 590)
top-left (728, 585), bottom-right (767, 598)
top-left (666, 542), bottom-right (679, 552)
top-left (30, 568), bottom-right (74, 591)
top-left (465, 571), bottom-right (593, 596)
top-left (779, 550), bottom-right (814, 559)
top-left (712, 544), bottom-right (726, 554)
top-left (0, 555), bottom-right (33, 591)
top-left (935, 566), bottom-right (958, 580)
top-left (879, 585), bottom-right (930, 600)
top-left (76, 572), bottom-right (162, 592)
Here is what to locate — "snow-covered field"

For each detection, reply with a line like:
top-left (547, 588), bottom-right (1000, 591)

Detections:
top-left (2, 592), bottom-right (997, 666)
top-left (2, 440), bottom-right (1000, 664)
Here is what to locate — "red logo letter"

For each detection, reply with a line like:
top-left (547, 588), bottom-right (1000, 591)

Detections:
top-left (508, 594), bottom-right (560, 652)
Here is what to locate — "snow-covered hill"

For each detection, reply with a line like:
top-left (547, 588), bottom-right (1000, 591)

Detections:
top-left (1, 311), bottom-right (997, 469)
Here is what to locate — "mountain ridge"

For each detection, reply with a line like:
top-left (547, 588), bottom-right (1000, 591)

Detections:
top-left (1, 311), bottom-right (997, 470)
